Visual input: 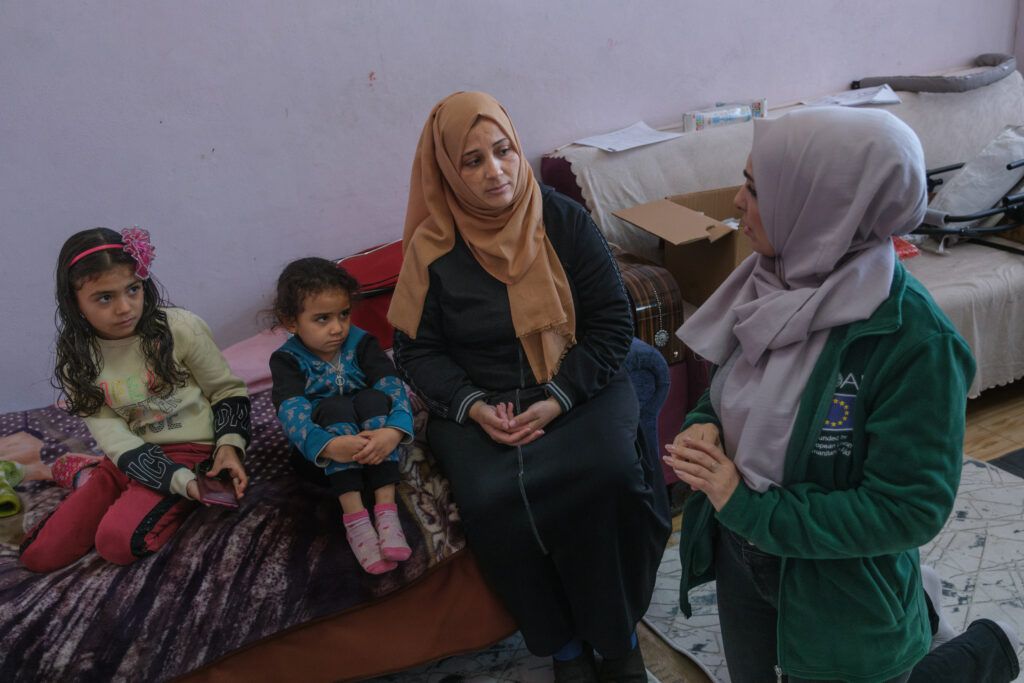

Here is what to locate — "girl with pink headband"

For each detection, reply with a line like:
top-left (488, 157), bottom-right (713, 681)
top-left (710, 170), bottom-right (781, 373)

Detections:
top-left (20, 227), bottom-right (251, 571)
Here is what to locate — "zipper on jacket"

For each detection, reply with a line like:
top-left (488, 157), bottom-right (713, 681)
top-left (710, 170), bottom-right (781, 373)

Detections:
top-left (514, 348), bottom-right (548, 555)
top-left (774, 664), bottom-right (783, 682)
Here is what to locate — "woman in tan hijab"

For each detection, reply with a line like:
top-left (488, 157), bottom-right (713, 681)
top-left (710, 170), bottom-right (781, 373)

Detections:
top-left (391, 92), bottom-right (669, 682)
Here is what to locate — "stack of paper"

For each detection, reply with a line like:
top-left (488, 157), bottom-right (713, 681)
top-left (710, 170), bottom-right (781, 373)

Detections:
top-left (803, 84), bottom-right (902, 107)
top-left (574, 122), bottom-right (682, 153)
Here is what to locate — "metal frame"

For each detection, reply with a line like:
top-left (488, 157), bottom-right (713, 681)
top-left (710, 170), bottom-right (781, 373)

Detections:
top-left (914, 160), bottom-right (1024, 240)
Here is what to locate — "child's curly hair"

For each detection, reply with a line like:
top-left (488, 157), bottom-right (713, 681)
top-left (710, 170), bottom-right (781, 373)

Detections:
top-left (54, 228), bottom-right (187, 416)
top-left (273, 257), bottom-right (360, 324)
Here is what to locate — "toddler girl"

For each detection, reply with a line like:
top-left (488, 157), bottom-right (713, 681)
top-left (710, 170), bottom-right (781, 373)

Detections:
top-left (20, 227), bottom-right (251, 572)
top-left (269, 257), bottom-right (413, 574)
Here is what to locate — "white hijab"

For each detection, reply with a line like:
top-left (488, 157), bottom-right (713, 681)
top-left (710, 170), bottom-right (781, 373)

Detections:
top-left (677, 107), bottom-right (927, 492)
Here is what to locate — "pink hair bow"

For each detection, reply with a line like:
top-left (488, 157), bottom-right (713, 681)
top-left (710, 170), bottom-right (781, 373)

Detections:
top-left (121, 226), bottom-right (155, 279)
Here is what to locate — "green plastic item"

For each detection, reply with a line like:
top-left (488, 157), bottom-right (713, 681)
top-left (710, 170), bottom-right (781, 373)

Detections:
top-left (0, 461), bottom-right (25, 518)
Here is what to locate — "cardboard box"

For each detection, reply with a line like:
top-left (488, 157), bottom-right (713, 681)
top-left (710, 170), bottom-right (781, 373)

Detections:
top-left (613, 186), bottom-right (754, 306)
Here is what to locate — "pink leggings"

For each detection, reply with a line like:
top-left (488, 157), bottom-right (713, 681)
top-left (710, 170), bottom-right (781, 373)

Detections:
top-left (20, 443), bottom-right (211, 572)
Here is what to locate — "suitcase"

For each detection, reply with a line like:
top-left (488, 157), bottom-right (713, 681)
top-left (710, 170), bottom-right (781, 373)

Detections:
top-left (615, 252), bottom-right (686, 365)
top-left (336, 240), bottom-right (402, 349)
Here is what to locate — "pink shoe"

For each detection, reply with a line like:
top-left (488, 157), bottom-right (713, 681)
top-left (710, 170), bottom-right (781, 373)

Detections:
top-left (374, 503), bottom-right (412, 562)
top-left (343, 510), bottom-right (397, 575)
top-left (51, 453), bottom-right (104, 490)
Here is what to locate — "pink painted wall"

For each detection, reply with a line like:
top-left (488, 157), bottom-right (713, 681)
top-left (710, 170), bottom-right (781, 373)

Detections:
top-left (1, 0), bottom-right (1019, 411)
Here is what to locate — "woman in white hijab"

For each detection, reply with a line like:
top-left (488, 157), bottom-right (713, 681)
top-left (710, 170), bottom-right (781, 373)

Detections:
top-left (664, 107), bottom-right (982, 682)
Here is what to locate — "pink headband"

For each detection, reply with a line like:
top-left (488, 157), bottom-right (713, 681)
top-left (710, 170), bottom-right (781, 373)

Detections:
top-left (68, 226), bottom-right (155, 279)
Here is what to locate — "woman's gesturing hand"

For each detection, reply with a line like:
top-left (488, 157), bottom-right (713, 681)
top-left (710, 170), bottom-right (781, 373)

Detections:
top-left (504, 398), bottom-right (562, 444)
top-left (673, 422), bottom-right (720, 448)
top-left (663, 434), bottom-right (740, 511)
top-left (469, 399), bottom-right (561, 447)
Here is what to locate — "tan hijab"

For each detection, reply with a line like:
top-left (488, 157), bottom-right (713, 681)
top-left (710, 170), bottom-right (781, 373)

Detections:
top-left (388, 91), bottom-right (576, 382)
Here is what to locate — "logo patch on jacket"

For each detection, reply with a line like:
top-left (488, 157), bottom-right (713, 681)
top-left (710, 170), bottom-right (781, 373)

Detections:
top-left (812, 389), bottom-right (857, 459)
top-left (822, 393), bottom-right (856, 432)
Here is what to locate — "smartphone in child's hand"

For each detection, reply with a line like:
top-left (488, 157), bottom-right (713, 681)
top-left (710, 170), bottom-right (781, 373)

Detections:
top-left (194, 473), bottom-right (240, 509)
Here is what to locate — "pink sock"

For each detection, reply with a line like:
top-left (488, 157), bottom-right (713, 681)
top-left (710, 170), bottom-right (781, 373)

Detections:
top-left (374, 503), bottom-right (411, 562)
top-left (342, 510), bottom-right (396, 575)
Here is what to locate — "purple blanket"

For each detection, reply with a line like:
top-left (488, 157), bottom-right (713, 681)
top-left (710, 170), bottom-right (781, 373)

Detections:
top-left (0, 391), bottom-right (466, 682)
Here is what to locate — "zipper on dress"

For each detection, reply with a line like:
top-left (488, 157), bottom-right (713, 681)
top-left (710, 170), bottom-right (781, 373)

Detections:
top-left (514, 349), bottom-right (548, 555)
top-left (517, 343), bottom-right (526, 389)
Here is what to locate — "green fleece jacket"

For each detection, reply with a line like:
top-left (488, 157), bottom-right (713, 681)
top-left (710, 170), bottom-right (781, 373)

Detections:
top-left (677, 264), bottom-right (975, 682)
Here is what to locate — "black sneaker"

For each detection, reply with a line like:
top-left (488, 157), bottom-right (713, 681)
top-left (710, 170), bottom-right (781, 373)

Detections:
top-left (970, 619), bottom-right (1021, 681)
top-left (552, 645), bottom-right (599, 683)
top-left (597, 645), bottom-right (647, 682)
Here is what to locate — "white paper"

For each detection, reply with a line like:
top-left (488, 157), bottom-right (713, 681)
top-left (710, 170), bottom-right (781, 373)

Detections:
top-left (802, 84), bottom-right (902, 107)
top-left (574, 122), bottom-right (682, 153)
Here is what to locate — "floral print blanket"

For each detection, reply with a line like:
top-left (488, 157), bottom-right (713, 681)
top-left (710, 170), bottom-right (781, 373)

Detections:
top-left (0, 390), bottom-right (465, 682)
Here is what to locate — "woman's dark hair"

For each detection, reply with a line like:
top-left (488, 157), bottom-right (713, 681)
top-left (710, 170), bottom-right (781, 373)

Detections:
top-left (272, 257), bottom-right (360, 324)
top-left (53, 228), bottom-right (188, 416)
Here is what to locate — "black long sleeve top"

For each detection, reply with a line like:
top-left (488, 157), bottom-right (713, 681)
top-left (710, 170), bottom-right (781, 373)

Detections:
top-left (393, 185), bottom-right (634, 423)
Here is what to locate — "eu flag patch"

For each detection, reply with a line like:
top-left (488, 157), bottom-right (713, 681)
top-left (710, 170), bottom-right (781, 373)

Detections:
top-left (822, 393), bottom-right (856, 432)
